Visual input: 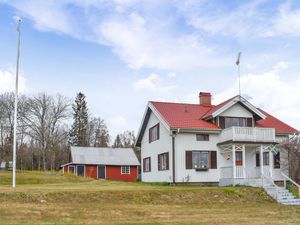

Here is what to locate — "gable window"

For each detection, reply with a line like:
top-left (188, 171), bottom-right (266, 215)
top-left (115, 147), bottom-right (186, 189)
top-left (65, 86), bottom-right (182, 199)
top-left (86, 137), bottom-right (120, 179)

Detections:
top-left (186, 151), bottom-right (217, 170)
top-left (158, 152), bottom-right (169, 171)
top-left (143, 157), bottom-right (151, 172)
top-left (196, 134), bottom-right (209, 141)
top-left (149, 123), bottom-right (160, 143)
top-left (121, 166), bottom-right (130, 174)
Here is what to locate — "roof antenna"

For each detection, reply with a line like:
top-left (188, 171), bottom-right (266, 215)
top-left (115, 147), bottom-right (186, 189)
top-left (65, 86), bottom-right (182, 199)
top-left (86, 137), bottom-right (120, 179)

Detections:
top-left (236, 52), bottom-right (242, 96)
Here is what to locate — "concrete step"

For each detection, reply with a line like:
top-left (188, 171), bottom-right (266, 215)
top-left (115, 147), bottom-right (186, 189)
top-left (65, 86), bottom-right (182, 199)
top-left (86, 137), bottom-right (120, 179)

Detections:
top-left (278, 199), bottom-right (300, 204)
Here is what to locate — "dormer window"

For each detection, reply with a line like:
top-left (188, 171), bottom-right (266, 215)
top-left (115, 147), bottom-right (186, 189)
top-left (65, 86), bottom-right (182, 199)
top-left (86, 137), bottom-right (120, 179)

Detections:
top-left (219, 117), bottom-right (252, 129)
top-left (225, 117), bottom-right (246, 128)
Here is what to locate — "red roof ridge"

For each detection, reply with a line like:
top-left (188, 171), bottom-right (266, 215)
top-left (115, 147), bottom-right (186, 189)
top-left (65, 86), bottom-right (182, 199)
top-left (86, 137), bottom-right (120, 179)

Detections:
top-left (150, 101), bottom-right (216, 107)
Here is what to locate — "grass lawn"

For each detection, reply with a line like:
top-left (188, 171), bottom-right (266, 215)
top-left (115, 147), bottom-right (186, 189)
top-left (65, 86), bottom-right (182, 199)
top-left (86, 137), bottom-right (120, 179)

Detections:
top-left (0, 171), bottom-right (299, 225)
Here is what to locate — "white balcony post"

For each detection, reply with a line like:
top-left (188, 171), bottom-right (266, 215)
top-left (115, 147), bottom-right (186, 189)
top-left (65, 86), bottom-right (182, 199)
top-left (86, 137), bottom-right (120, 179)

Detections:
top-left (232, 127), bottom-right (236, 141)
top-left (260, 145), bottom-right (264, 177)
top-left (242, 144), bottom-right (246, 178)
top-left (232, 144), bottom-right (236, 179)
top-left (269, 149), bottom-right (273, 178)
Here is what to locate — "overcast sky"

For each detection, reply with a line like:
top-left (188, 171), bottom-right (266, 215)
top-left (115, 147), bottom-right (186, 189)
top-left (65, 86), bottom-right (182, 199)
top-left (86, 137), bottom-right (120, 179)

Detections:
top-left (0, 0), bottom-right (300, 139)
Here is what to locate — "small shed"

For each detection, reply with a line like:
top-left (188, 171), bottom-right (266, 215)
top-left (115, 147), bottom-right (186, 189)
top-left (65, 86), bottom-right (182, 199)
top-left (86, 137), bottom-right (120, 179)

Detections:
top-left (61, 146), bottom-right (140, 182)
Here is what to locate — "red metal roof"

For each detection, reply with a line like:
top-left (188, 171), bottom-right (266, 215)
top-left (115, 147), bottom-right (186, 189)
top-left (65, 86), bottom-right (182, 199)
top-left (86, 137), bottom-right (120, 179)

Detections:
top-left (150, 101), bottom-right (220, 129)
top-left (150, 100), bottom-right (298, 133)
top-left (256, 109), bottom-right (298, 134)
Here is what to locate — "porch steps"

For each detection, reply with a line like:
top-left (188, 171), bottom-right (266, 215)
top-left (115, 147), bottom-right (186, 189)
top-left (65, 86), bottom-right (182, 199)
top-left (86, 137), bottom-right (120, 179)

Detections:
top-left (264, 185), bottom-right (300, 206)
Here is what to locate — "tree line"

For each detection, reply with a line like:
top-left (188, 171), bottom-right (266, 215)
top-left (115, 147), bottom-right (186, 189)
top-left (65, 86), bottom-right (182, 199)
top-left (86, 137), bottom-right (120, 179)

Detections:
top-left (0, 92), bottom-right (137, 171)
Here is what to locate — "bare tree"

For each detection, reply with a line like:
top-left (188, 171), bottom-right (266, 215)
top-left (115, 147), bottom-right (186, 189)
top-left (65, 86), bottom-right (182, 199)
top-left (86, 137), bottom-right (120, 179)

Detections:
top-left (23, 93), bottom-right (71, 170)
top-left (88, 117), bottom-right (110, 147)
top-left (279, 134), bottom-right (300, 181)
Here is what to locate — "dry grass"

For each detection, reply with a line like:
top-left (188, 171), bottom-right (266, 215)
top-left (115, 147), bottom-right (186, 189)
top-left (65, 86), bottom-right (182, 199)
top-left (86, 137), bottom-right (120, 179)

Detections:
top-left (0, 170), bottom-right (299, 225)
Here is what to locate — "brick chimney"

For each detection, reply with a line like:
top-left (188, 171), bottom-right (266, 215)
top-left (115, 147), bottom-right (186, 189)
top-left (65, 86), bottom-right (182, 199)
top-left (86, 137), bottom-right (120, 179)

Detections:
top-left (199, 92), bottom-right (211, 106)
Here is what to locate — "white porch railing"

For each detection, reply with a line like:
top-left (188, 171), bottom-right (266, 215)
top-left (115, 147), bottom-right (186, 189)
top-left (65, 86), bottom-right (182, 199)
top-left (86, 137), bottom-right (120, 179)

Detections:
top-left (220, 166), bottom-right (271, 179)
top-left (236, 166), bottom-right (244, 178)
top-left (282, 172), bottom-right (300, 198)
top-left (220, 166), bottom-right (233, 178)
top-left (219, 126), bottom-right (275, 143)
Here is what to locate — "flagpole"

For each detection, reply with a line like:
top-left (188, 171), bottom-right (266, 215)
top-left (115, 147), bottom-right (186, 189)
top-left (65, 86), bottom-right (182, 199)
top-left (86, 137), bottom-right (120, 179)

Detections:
top-left (12, 18), bottom-right (21, 188)
top-left (236, 52), bottom-right (242, 96)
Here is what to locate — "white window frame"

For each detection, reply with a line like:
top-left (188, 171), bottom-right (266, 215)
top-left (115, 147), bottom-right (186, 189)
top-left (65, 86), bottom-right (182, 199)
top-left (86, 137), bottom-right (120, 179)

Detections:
top-left (143, 157), bottom-right (151, 172)
top-left (121, 166), bottom-right (130, 174)
top-left (192, 151), bottom-right (209, 169)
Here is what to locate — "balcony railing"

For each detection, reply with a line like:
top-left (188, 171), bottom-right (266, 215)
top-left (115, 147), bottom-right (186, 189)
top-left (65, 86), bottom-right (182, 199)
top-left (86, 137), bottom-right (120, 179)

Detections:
top-left (219, 126), bottom-right (275, 143)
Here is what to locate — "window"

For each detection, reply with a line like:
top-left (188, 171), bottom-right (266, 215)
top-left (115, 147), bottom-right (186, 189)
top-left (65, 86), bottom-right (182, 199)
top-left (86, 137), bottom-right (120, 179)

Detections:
top-left (186, 151), bottom-right (217, 170)
top-left (263, 152), bottom-right (269, 166)
top-left (77, 165), bottom-right (85, 176)
top-left (143, 157), bottom-right (151, 172)
top-left (192, 151), bottom-right (209, 169)
top-left (225, 117), bottom-right (246, 128)
top-left (158, 152), bottom-right (169, 171)
top-left (149, 123), bottom-right (159, 143)
top-left (121, 166), bottom-right (130, 174)
top-left (256, 153), bottom-right (260, 167)
top-left (68, 165), bottom-right (75, 173)
top-left (196, 134), bottom-right (209, 141)
top-left (274, 152), bottom-right (280, 169)
top-left (219, 116), bottom-right (253, 129)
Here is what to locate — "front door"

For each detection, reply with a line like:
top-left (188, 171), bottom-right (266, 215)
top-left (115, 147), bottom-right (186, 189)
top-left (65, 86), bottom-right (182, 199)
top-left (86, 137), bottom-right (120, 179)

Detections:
top-left (235, 151), bottom-right (243, 165)
top-left (98, 165), bottom-right (106, 179)
top-left (77, 165), bottom-right (85, 176)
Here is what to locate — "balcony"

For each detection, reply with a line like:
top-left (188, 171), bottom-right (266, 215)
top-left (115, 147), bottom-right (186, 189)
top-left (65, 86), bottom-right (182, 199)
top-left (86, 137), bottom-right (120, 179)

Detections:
top-left (219, 126), bottom-right (276, 144)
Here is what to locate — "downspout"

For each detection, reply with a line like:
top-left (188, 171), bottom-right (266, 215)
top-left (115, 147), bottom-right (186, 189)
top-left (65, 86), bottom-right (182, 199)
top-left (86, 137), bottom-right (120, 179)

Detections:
top-left (172, 128), bottom-right (180, 184)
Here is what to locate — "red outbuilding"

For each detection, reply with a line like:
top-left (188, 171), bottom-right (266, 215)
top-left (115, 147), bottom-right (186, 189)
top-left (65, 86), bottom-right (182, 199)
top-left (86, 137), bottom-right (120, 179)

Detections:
top-left (61, 147), bottom-right (140, 182)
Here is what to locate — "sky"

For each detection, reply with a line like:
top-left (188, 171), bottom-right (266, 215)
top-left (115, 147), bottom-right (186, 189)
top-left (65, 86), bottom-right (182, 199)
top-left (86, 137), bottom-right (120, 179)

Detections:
top-left (0, 0), bottom-right (300, 141)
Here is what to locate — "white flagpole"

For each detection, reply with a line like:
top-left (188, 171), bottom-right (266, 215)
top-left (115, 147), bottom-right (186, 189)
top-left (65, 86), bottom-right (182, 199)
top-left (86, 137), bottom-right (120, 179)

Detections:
top-left (236, 52), bottom-right (242, 96)
top-left (12, 18), bottom-right (21, 188)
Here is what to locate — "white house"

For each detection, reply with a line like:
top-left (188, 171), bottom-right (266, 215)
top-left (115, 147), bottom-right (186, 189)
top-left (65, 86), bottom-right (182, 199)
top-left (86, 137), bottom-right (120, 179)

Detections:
top-left (135, 92), bottom-right (298, 187)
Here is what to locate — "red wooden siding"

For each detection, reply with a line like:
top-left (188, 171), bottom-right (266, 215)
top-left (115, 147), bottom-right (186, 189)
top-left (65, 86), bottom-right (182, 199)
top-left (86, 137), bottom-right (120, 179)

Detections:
top-left (63, 164), bottom-right (138, 182)
top-left (86, 165), bottom-right (97, 179)
top-left (106, 165), bottom-right (138, 182)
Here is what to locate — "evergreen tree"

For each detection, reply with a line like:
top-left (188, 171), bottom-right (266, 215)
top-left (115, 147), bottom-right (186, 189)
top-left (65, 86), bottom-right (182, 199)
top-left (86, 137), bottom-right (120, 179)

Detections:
top-left (112, 134), bottom-right (123, 148)
top-left (70, 92), bottom-right (89, 146)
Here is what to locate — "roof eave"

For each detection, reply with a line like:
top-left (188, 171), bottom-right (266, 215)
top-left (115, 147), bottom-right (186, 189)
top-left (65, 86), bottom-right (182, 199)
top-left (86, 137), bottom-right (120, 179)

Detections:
top-left (170, 127), bottom-right (222, 134)
top-left (211, 96), bottom-right (266, 120)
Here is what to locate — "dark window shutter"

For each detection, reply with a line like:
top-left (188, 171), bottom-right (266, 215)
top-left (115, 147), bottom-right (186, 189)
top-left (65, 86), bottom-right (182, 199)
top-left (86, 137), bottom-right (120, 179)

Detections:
top-left (186, 151), bottom-right (193, 169)
top-left (256, 153), bottom-right (260, 167)
top-left (158, 154), bottom-right (161, 171)
top-left (246, 118), bottom-right (252, 127)
top-left (219, 117), bottom-right (225, 129)
top-left (143, 158), bottom-right (145, 172)
top-left (210, 151), bottom-right (217, 169)
top-left (166, 152), bottom-right (169, 170)
top-left (149, 158), bottom-right (151, 172)
top-left (274, 152), bottom-right (280, 169)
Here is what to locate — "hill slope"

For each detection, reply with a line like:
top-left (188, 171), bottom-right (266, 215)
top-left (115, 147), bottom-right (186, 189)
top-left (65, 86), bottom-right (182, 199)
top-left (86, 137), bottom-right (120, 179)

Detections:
top-left (0, 171), bottom-right (299, 225)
